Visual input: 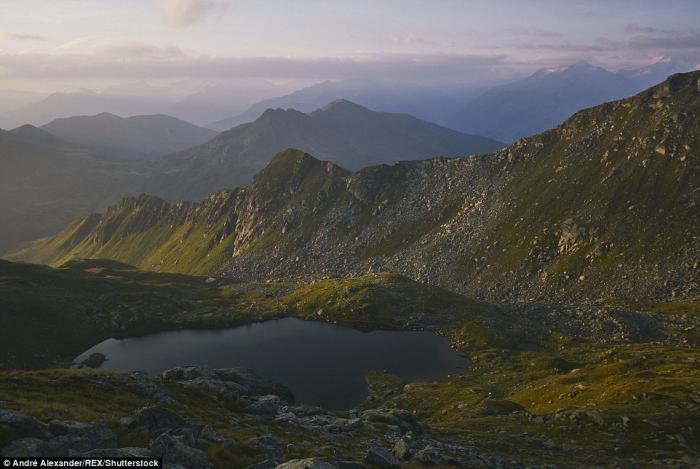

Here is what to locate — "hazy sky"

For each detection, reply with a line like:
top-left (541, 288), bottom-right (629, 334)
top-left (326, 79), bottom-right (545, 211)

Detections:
top-left (1, 0), bottom-right (699, 92)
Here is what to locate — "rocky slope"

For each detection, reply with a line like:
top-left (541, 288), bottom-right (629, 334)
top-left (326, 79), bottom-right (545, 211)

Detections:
top-left (145, 100), bottom-right (502, 201)
top-left (0, 101), bottom-right (498, 254)
top-left (14, 71), bottom-right (700, 306)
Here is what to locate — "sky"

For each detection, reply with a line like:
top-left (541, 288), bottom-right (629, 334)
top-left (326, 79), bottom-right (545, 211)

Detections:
top-left (1, 0), bottom-right (699, 93)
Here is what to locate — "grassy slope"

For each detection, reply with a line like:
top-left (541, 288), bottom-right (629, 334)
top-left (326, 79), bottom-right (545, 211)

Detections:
top-left (0, 259), bottom-right (492, 369)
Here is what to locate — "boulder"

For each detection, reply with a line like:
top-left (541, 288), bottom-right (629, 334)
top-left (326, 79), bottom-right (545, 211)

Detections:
top-left (78, 352), bottom-right (107, 369)
top-left (361, 409), bottom-right (419, 434)
top-left (0, 409), bottom-right (49, 437)
top-left (150, 434), bottom-right (211, 469)
top-left (413, 447), bottom-right (444, 466)
top-left (336, 462), bottom-right (367, 469)
top-left (392, 439), bottom-right (411, 460)
top-left (80, 447), bottom-right (152, 458)
top-left (365, 447), bottom-right (401, 468)
top-left (127, 372), bottom-right (176, 405)
top-left (246, 435), bottom-right (286, 454)
top-left (46, 421), bottom-right (118, 455)
top-left (245, 460), bottom-right (280, 469)
top-left (324, 417), bottom-right (363, 433)
top-left (275, 458), bottom-right (338, 469)
top-left (245, 395), bottom-right (284, 416)
top-left (129, 406), bottom-right (190, 433)
top-left (162, 366), bottom-right (293, 402)
top-left (1, 437), bottom-right (47, 457)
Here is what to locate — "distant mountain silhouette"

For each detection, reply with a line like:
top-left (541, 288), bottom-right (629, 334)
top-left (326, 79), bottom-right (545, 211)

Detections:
top-left (447, 59), bottom-right (697, 143)
top-left (42, 113), bottom-right (218, 160)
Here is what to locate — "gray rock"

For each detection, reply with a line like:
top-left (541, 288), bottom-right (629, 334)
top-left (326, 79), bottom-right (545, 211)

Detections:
top-left (336, 462), bottom-right (366, 469)
top-left (275, 412), bottom-right (300, 424)
top-left (324, 417), bottom-right (363, 433)
top-left (196, 425), bottom-right (233, 445)
top-left (78, 352), bottom-right (107, 369)
top-left (127, 372), bottom-right (176, 405)
top-left (162, 366), bottom-right (294, 402)
top-left (80, 447), bottom-right (152, 458)
top-left (361, 409), bottom-right (419, 434)
top-left (150, 434), bottom-right (211, 469)
top-left (289, 405), bottom-right (324, 416)
top-left (365, 447), bottom-right (401, 468)
top-left (275, 458), bottom-right (337, 469)
top-left (0, 437), bottom-right (46, 457)
top-left (245, 395), bottom-right (283, 416)
top-left (0, 409), bottom-right (49, 437)
top-left (361, 410), bottom-right (400, 426)
top-left (46, 421), bottom-right (118, 455)
top-left (177, 424), bottom-right (233, 447)
top-left (244, 460), bottom-right (280, 469)
top-left (392, 439), bottom-right (411, 461)
top-left (246, 435), bottom-right (286, 454)
top-left (413, 447), bottom-right (443, 466)
top-left (129, 406), bottom-right (189, 433)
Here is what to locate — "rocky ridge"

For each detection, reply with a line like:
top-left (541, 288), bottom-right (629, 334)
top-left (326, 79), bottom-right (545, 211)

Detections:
top-left (12, 71), bottom-right (700, 306)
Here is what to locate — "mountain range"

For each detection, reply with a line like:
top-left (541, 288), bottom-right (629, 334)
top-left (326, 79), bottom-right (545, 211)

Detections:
top-left (209, 59), bottom-right (696, 142)
top-left (42, 113), bottom-right (218, 160)
top-left (146, 99), bottom-right (502, 201)
top-left (0, 100), bottom-right (500, 253)
top-left (0, 79), bottom-right (293, 129)
top-left (447, 59), bottom-right (696, 142)
top-left (13, 71), bottom-right (699, 306)
top-left (206, 78), bottom-right (479, 131)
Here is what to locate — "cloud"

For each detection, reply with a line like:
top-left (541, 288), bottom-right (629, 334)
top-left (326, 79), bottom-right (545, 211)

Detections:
top-left (97, 43), bottom-right (185, 59)
top-left (505, 28), bottom-right (563, 38)
top-left (3, 32), bottom-right (46, 41)
top-left (627, 29), bottom-right (700, 50)
top-left (0, 51), bottom-right (508, 84)
top-left (158, 0), bottom-right (224, 27)
top-left (625, 24), bottom-right (659, 34)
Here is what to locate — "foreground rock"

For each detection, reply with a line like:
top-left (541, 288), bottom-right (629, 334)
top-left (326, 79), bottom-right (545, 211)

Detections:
top-left (150, 434), bottom-right (212, 469)
top-left (162, 365), bottom-right (294, 402)
top-left (0, 414), bottom-right (118, 457)
top-left (275, 458), bottom-right (338, 469)
top-left (365, 447), bottom-right (401, 468)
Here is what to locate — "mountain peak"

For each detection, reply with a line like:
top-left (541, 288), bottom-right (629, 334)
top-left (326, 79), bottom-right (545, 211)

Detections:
top-left (316, 99), bottom-right (369, 113)
top-left (9, 124), bottom-right (66, 146)
top-left (252, 148), bottom-right (346, 194)
top-left (94, 112), bottom-right (121, 119)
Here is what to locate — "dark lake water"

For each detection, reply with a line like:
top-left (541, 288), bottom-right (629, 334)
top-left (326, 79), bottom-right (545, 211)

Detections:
top-left (75, 317), bottom-right (467, 409)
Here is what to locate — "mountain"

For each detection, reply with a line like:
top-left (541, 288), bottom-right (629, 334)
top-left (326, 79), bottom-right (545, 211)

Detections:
top-left (145, 100), bottom-right (502, 201)
top-left (0, 80), bottom-right (291, 129)
top-left (42, 113), bottom-right (218, 160)
top-left (0, 127), bottom-right (145, 253)
top-left (0, 99), bottom-right (499, 253)
top-left (207, 79), bottom-right (480, 131)
top-left (9, 124), bottom-right (68, 147)
top-left (15, 71), bottom-right (699, 305)
top-left (447, 60), bottom-right (697, 143)
top-left (0, 90), bottom-right (172, 129)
